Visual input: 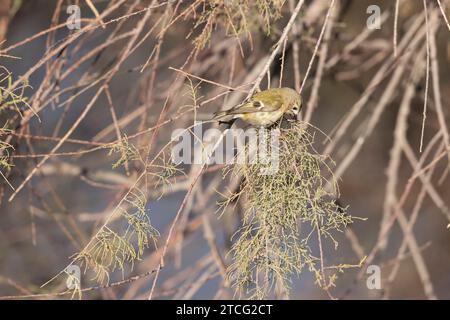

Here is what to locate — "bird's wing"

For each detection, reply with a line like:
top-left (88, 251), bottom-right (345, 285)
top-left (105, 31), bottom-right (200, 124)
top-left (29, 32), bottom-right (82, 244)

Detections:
top-left (225, 91), bottom-right (283, 114)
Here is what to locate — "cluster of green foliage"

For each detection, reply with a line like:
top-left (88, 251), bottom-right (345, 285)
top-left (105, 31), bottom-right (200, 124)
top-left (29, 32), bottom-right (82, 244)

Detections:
top-left (222, 122), bottom-right (360, 299)
top-left (107, 135), bottom-right (141, 169)
top-left (74, 188), bottom-right (159, 285)
top-left (0, 66), bottom-right (32, 177)
top-left (69, 138), bottom-right (181, 289)
top-left (0, 66), bottom-right (32, 117)
top-left (0, 124), bottom-right (13, 171)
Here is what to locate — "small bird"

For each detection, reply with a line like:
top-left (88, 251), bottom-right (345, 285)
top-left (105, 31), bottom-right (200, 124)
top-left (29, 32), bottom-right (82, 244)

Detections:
top-left (212, 87), bottom-right (301, 127)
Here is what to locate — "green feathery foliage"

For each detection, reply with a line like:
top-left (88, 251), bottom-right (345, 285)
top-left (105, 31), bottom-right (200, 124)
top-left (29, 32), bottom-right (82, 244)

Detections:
top-left (0, 66), bottom-right (32, 184)
top-left (69, 137), bottom-right (181, 290)
top-left (73, 188), bottom-right (159, 285)
top-left (0, 66), bottom-right (34, 117)
top-left (107, 135), bottom-right (141, 169)
top-left (0, 124), bottom-right (13, 171)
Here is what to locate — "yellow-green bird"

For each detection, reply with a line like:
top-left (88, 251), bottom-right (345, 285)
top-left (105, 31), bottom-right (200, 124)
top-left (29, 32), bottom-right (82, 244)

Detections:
top-left (212, 87), bottom-right (302, 127)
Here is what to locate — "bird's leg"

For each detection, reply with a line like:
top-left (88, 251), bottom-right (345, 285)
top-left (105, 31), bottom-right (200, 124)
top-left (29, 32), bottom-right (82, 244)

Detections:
top-left (267, 118), bottom-right (283, 130)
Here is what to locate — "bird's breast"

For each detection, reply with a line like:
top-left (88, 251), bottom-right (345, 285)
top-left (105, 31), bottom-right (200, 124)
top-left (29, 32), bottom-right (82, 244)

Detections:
top-left (241, 110), bottom-right (284, 127)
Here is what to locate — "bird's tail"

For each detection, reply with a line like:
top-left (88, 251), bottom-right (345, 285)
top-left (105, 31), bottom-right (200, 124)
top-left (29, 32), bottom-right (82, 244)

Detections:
top-left (212, 110), bottom-right (228, 120)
